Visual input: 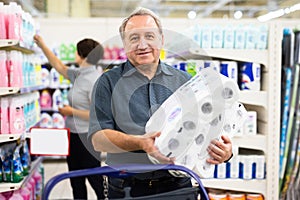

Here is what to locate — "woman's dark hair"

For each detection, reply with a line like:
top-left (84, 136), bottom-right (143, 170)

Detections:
top-left (76, 38), bottom-right (104, 65)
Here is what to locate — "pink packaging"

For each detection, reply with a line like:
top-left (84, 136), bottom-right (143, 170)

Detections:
top-left (40, 90), bottom-right (52, 109)
top-left (20, 187), bottom-right (31, 200)
top-left (7, 51), bottom-right (23, 87)
top-left (7, 190), bottom-right (22, 200)
top-left (0, 51), bottom-right (8, 87)
top-left (6, 2), bottom-right (21, 40)
top-left (9, 97), bottom-right (25, 134)
top-left (28, 177), bottom-right (36, 199)
top-left (0, 97), bottom-right (10, 134)
top-left (0, 3), bottom-right (6, 39)
top-left (33, 171), bottom-right (43, 199)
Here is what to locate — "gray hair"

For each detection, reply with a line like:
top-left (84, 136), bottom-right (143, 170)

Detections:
top-left (119, 7), bottom-right (163, 39)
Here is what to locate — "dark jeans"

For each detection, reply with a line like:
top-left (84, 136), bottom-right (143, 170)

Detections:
top-left (67, 132), bottom-right (104, 200)
top-left (108, 171), bottom-right (193, 199)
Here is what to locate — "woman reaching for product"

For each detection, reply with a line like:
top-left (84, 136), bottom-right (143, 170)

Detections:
top-left (34, 34), bottom-right (105, 200)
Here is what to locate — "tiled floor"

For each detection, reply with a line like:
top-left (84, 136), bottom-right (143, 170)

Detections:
top-left (43, 158), bottom-right (98, 200)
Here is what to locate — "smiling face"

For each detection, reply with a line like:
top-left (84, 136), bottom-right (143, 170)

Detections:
top-left (123, 15), bottom-right (164, 67)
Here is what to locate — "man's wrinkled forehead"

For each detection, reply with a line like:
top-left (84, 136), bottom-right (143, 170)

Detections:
top-left (123, 27), bottom-right (161, 38)
top-left (125, 15), bottom-right (158, 31)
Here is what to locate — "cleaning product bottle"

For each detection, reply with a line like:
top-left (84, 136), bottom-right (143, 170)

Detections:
top-left (39, 112), bottom-right (53, 128)
top-left (52, 112), bottom-right (65, 128)
top-left (0, 97), bottom-right (10, 134)
top-left (49, 68), bottom-right (60, 88)
top-left (0, 2), bottom-right (6, 39)
top-left (40, 90), bottom-right (52, 109)
top-left (0, 51), bottom-right (8, 87)
top-left (9, 96), bottom-right (25, 134)
top-left (52, 89), bottom-right (63, 111)
top-left (6, 2), bottom-right (21, 40)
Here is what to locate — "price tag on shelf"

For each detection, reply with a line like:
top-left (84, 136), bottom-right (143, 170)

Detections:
top-left (29, 128), bottom-right (70, 156)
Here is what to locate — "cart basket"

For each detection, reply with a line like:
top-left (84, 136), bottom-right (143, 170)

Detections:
top-left (42, 164), bottom-right (209, 200)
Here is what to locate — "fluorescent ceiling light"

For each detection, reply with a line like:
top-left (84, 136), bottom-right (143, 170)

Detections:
top-left (257, 3), bottom-right (300, 22)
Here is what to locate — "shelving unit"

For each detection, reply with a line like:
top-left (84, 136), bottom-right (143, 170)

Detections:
top-left (187, 20), bottom-right (282, 199)
top-left (0, 39), bottom-right (35, 54)
top-left (0, 157), bottom-right (43, 193)
top-left (0, 39), bottom-right (43, 194)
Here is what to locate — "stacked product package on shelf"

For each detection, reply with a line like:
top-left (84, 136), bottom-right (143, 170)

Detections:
top-left (146, 67), bottom-right (248, 178)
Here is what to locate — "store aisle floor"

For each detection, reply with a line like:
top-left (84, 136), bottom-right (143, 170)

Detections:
top-left (43, 158), bottom-right (98, 200)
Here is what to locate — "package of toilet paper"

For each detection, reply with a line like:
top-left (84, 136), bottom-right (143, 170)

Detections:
top-left (145, 67), bottom-right (248, 178)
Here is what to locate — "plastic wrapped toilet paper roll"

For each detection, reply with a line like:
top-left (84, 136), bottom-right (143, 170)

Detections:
top-left (193, 158), bottom-right (215, 178)
top-left (147, 112), bottom-right (200, 164)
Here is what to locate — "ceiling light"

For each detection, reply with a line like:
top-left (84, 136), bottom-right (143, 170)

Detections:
top-left (234, 11), bottom-right (243, 19)
top-left (187, 10), bottom-right (197, 19)
top-left (257, 3), bottom-right (300, 22)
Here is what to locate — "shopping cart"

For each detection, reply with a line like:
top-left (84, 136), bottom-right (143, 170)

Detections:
top-left (42, 164), bottom-right (209, 200)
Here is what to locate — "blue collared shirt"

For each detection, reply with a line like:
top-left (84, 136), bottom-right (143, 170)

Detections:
top-left (89, 60), bottom-right (191, 165)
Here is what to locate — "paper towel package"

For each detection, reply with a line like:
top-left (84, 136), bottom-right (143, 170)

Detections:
top-left (145, 67), bottom-right (248, 178)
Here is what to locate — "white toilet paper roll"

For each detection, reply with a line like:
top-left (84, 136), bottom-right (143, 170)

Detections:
top-left (193, 159), bottom-right (215, 178)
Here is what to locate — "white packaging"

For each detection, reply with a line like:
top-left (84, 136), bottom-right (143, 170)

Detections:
top-left (216, 163), bottom-right (227, 178)
top-left (201, 25), bottom-right (212, 48)
top-left (240, 155), bottom-right (254, 180)
top-left (212, 25), bottom-right (224, 48)
top-left (234, 25), bottom-right (246, 49)
top-left (204, 60), bottom-right (220, 72)
top-left (229, 155), bottom-right (240, 179)
top-left (220, 61), bottom-right (238, 83)
top-left (254, 155), bottom-right (265, 179)
top-left (223, 25), bottom-right (235, 49)
top-left (244, 111), bottom-right (257, 135)
top-left (145, 68), bottom-right (248, 178)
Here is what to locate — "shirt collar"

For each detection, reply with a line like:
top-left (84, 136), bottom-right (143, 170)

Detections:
top-left (122, 60), bottom-right (174, 77)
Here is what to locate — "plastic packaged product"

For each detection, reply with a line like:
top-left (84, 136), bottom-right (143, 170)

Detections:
top-left (6, 2), bottom-right (22, 40)
top-left (49, 68), bottom-right (60, 88)
top-left (20, 141), bottom-right (31, 176)
top-left (9, 97), bottom-right (25, 134)
top-left (7, 51), bottom-right (23, 87)
top-left (239, 62), bottom-right (261, 91)
top-left (0, 97), bottom-right (10, 134)
top-left (52, 112), bottom-right (65, 128)
top-left (40, 90), bottom-right (52, 109)
top-left (12, 145), bottom-right (24, 183)
top-left (33, 170), bottom-right (43, 199)
top-left (0, 51), bottom-right (8, 87)
top-left (39, 112), bottom-right (53, 128)
top-left (52, 89), bottom-right (63, 111)
top-left (246, 193), bottom-right (264, 200)
top-left (7, 190), bottom-right (23, 200)
top-left (20, 187), bottom-right (31, 200)
top-left (0, 3), bottom-right (6, 39)
top-left (59, 43), bottom-right (68, 61)
top-left (228, 193), bottom-right (246, 200)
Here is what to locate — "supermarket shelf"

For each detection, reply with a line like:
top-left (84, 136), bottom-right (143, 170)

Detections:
top-left (0, 157), bottom-right (43, 193)
top-left (201, 179), bottom-right (266, 196)
top-left (232, 134), bottom-right (267, 152)
top-left (0, 134), bottom-right (22, 143)
top-left (19, 85), bottom-right (45, 93)
top-left (0, 39), bottom-right (34, 54)
top-left (239, 91), bottom-right (267, 108)
top-left (0, 85), bottom-right (46, 97)
top-left (189, 48), bottom-right (269, 67)
top-left (0, 87), bottom-right (19, 96)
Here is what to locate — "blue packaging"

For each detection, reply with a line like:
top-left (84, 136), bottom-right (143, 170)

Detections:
top-left (239, 62), bottom-right (261, 91)
top-left (178, 62), bottom-right (187, 72)
top-left (204, 60), bottom-right (220, 72)
top-left (220, 61), bottom-right (238, 82)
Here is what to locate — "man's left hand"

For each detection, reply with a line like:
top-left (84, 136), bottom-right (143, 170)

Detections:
top-left (206, 135), bottom-right (233, 164)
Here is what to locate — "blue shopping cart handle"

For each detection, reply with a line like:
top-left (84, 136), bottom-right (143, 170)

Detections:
top-left (42, 164), bottom-right (209, 200)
